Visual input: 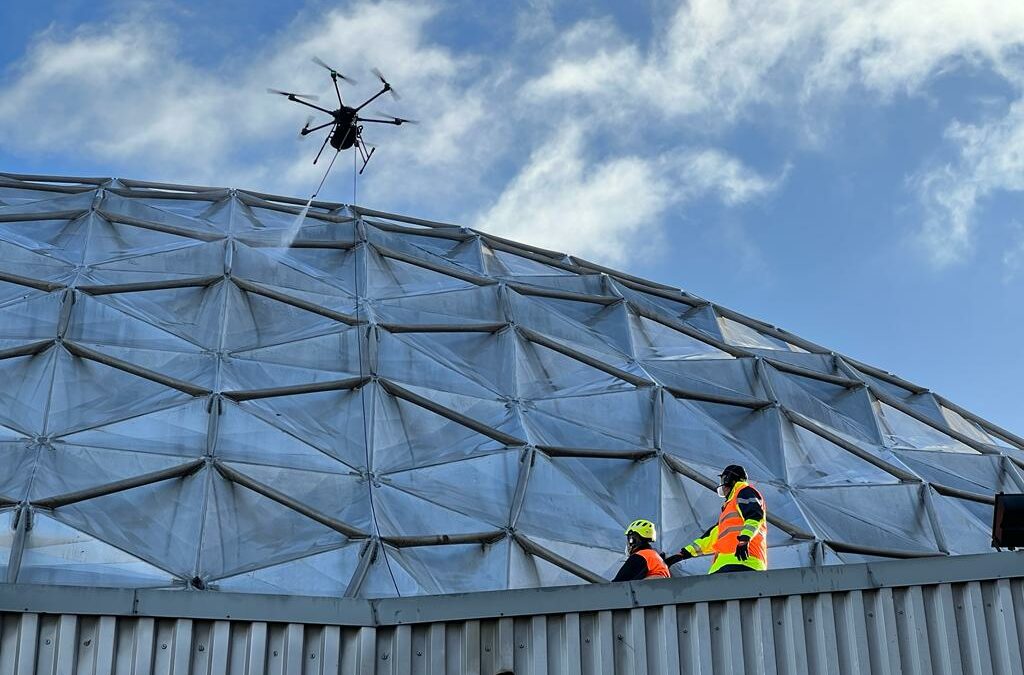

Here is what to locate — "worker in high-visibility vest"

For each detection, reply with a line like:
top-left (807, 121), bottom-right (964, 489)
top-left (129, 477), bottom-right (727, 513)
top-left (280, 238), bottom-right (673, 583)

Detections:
top-left (664, 465), bottom-right (768, 574)
top-left (612, 519), bottom-right (670, 581)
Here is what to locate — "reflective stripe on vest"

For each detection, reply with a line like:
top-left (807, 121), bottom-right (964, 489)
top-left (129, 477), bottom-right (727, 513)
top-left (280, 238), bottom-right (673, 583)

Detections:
top-left (709, 481), bottom-right (767, 573)
top-left (636, 549), bottom-right (670, 579)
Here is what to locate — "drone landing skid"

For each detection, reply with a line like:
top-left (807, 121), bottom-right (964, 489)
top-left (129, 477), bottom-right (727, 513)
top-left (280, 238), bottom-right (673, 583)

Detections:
top-left (359, 145), bottom-right (376, 175)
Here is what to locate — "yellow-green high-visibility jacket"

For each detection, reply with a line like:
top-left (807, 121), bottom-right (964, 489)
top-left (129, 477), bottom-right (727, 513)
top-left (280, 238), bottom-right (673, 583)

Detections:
top-left (684, 481), bottom-right (768, 573)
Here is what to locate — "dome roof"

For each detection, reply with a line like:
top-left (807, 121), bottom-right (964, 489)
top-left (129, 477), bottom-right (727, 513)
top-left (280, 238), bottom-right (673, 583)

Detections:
top-left (0, 173), bottom-right (1020, 597)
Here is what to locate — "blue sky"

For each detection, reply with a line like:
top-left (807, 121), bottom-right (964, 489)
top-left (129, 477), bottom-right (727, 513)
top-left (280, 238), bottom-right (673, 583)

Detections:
top-left (1, 1), bottom-right (1022, 433)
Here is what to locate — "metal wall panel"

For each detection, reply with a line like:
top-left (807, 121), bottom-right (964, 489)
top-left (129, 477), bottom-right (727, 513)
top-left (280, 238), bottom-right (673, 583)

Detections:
top-left (2, 553), bottom-right (1023, 674)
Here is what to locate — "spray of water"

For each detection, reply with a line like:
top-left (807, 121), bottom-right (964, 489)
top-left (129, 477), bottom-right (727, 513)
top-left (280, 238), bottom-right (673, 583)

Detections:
top-left (275, 149), bottom-right (342, 252)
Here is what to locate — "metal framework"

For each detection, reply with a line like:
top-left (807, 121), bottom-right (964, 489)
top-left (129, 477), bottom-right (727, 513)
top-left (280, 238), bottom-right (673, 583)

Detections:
top-left (0, 173), bottom-right (1022, 599)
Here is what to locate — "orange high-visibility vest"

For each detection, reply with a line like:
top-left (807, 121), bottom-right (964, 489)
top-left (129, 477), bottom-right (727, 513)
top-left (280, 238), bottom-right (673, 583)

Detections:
top-left (636, 548), bottom-right (670, 578)
top-left (710, 481), bottom-right (767, 572)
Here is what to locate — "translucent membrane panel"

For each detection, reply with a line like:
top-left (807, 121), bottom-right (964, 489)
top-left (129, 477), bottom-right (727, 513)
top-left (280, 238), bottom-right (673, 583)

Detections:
top-left (781, 422), bottom-right (898, 488)
top-left (266, 247), bottom-right (358, 296)
top-left (222, 461), bottom-right (373, 532)
top-left (529, 297), bottom-right (633, 355)
top-left (630, 314), bottom-right (732, 361)
top-left (214, 543), bottom-right (362, 596)
top-left (527, 535), bottom-right (624, 581)
top-left (766, 541), bottom-right (817, 570)
top-left (216, 401), bottom-right (362, 473)
top-left (0, 188), bottom-right (96, 211)
top-left (389, 540), bottom-right (512, 595)
top-left (0, 349), bottom-right (56, 435)
top-left (659, 464), bottom-right (724, 551)
top-left (27, 444), bottom-right (195, 502)
top-left (365, 249), bottom-right (475, 299)
top-left (144, 196), bottom-right (224, 219)
top-left (370, 386), bottom-right (508, 473)
top-left (234, 389), bottom-right (366, 471)
top-left (99, 192), bottom-right (224, 237)
top-left (509, 293), bottom-right (631, 363)
top-left (645, 358), bottom-right (760, 400)
top-left (68, 295), bottom-right (214, 389)
top-left (0, 441), bottom-right (34, 501)
top-left (516, 338), bottom-right (633, 399)
top-left (508, 538), bottom-right (585, 588)
top-left (46, 347), bottom-right (192, 435)
top-left (377, 330), bottom-right (506, 399)
top-left (926, 490), bottom-right (993, 555)
top-left (0, 291), bottom-right (61, 345)
top-left (59, 398), bottom-right (208, 458)
top-left (795, 484), bottom-right (941, 553)
top-left (95, 284), bottom-right (226, 350)
top-left (19, 513), bottom-right (174, 587)
top-left (717, 316), bottom-right (807, 352)
top-left (231, 244), bottom-right (357, 315)
top-left (373, 285), bottom-right (504, 326)
top-left (664, 401), bottom-right (785, 481)
top-left (225, 328), bottom-right (363, 390)
top-left (489, 249), bottom-right (571, 277)
top-left (517, 453), bottom-right (655, 550)
top-left (381, 451), bottom-right (519, 529)
top-left (940, 406), bottom-right (996, 445)
top-left (51, 471), bottom-right (206, 577)
top-left (381, 330), bottom-right (515, 397)
top-left (522, 389), bottom-right (654, 450)
top-left (894, 451), bottom-right (1007, 495)
top-left (221, 284), bottom-right (345, 352)
top-left (0, 216), bottom-right (89, 264)
top-left (768, 369), bottom-right (881, 445)
top-left (82, 240), bottom-right (226, 286)
top-left (0, 239), bottom-right (75, 284)
top-left (877, 402), bottom-right (978, 453)
top-left (372, 481), bottom-right (501, 538)
top-left (84, 214), bottom-right (207, 266)
top-left (360, 544), bottom-right (421, 597)
top-left (199, 476), bottom-right (347, 580)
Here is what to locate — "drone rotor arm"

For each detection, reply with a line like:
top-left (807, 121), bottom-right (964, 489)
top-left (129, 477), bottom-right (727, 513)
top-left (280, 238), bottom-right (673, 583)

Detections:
top-left (356, 117), bottom-right (402, 125)
top-left (302, 120), bottom-right (336, 135)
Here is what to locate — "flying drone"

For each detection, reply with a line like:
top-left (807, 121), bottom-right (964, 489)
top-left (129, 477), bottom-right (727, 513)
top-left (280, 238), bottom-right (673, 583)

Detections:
top-left (268, 57), bottom-right (417, 174)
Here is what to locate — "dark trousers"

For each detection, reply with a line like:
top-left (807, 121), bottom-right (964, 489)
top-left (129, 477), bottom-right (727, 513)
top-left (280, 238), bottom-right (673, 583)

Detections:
top-left (711, 564), bottom-right (756, 574)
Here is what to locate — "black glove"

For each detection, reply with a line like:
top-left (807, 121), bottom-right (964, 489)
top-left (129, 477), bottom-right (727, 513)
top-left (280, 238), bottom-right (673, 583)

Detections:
top-left (679, 548), bottom-right (693, 560)
top-left (735, 536), bottom-right (750, 561)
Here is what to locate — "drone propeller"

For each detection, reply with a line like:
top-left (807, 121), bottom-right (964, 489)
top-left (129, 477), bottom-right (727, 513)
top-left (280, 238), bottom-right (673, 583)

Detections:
top-left (311, 56), bottom-right (358, 84)
top-left (373, 112), bottom-right (418, 125)
top-left (300, 115), bottom-right (315, 135)
top-left (267, 88), bottom-right (320, 101)
top-left (371, 67), bottom-right (401, 100)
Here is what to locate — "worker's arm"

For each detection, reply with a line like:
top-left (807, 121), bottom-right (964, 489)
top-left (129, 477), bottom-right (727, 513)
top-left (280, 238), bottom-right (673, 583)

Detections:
top-left (612, 554), bottom-right (649, 582)
top-left (664, 524), bottom-right (716, 566)
top-left (736, 486), bottom-right (764, 539)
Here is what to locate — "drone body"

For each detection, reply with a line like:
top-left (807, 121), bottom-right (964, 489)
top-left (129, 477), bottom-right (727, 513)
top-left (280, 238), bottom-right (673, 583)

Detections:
top-left (269, 58), bottom-right (416, 173)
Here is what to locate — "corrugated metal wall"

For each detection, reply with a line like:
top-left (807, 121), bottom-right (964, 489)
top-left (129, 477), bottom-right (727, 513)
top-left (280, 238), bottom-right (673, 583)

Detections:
top-left (2, 556), bottom-right (1024, 674)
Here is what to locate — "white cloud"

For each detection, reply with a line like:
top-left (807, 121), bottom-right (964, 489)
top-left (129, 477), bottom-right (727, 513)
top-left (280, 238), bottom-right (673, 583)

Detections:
top-left (474, 126), bottom-right (778, 265)
top-left (913, 97), bottom-right (1024, 266)
top-left (523, 0), bottom-right (1024, 266)
top-left (528, 0), bottom-right (1024, 123)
